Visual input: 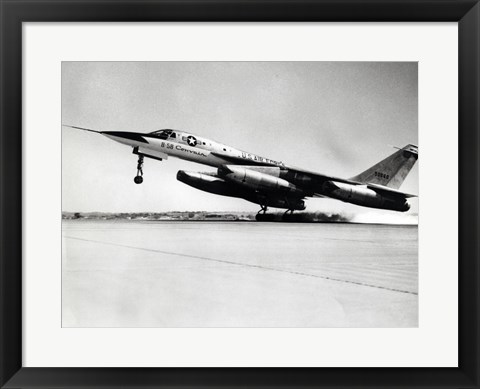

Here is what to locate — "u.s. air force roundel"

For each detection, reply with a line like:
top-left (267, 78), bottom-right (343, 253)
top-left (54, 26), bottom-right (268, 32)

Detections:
top-left (187, 135), bottom-right (197, 147)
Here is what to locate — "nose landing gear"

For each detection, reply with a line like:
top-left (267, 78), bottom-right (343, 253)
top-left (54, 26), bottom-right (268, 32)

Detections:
top-left (134, 155), bottom-right (144, 184)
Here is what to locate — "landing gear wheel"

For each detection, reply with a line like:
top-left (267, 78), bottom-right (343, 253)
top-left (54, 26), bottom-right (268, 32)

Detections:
top-left (134, 154), bottom-right (144, 184)
top-left (282, 210), bottom-right (303, 222)
top-left (256, 213), bottom-right (275, 222)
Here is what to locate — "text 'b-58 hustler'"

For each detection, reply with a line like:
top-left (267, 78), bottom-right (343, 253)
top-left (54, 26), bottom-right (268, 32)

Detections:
top-left (64, 125), bottom-right (418, 221)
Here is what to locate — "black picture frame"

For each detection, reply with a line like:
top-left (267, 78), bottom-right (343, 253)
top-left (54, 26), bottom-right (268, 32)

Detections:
top-left (1, 1), bottom-right (479, 388)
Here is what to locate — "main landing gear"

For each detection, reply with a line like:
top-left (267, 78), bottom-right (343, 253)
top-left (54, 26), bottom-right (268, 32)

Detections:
top-left (282, 209), bottom-right (296, 221)
top-left (255, 205), bottom-right (275, 221)
top-left (134, 154), bottom-right (144, 184)
top-left (258, 204), bottom-right (268, 215)
top-left (255, 205), bottom-right (298, 222)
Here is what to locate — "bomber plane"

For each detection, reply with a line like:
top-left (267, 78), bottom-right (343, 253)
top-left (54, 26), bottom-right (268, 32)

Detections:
top-left (64, 125), bottom-right (418, 221)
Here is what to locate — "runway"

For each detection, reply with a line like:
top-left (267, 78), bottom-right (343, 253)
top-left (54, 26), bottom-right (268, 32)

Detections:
top-left (62, 220), bottom-right (418, 327)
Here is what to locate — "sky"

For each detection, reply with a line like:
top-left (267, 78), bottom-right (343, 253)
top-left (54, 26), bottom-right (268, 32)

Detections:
top-left (62, 61), bottom-right (418, 220)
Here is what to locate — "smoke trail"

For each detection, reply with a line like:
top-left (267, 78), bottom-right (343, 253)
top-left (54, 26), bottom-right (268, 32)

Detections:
top-left (276, 211), bottom-right (418, 224)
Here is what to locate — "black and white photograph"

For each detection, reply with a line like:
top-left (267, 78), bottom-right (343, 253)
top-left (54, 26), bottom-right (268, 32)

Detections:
top-left (62, 61), bottom-right (418, 328)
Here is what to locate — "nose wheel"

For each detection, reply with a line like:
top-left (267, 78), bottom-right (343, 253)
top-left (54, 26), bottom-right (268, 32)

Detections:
top-left (134, 155), bottom-right (144, 184)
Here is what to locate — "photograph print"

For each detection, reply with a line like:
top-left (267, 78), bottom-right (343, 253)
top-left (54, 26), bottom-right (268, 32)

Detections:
top-left (62, 61), bottom-right (418, 328)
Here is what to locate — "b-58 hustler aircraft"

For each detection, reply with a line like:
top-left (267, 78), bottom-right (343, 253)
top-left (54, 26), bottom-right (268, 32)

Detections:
top-left (64, 125), bottom-right (418, 221)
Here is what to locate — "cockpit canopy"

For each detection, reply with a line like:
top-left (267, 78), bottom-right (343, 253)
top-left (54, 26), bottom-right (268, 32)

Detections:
top-left (149, 129), bottom-right (177, 140)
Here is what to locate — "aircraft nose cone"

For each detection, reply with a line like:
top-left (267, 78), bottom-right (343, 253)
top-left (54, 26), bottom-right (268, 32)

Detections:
top-left (101, 131), bottom-right (149, 144)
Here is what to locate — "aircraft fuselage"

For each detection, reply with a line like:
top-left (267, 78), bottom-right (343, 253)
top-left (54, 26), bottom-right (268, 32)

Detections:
top-left (103, 129), bottom-right (284, 169)
top-left (67, 126), bottom-right (417, 215)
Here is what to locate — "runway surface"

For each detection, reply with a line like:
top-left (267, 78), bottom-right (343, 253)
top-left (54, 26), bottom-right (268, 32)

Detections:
top-left (62, 220), bottom-right (418, 327)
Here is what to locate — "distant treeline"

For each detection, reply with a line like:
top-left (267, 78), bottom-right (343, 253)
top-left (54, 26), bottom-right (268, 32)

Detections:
top-left (62, 211), bottom-right (355, 222)
top-left (62, 211), bottom-right (254, 221)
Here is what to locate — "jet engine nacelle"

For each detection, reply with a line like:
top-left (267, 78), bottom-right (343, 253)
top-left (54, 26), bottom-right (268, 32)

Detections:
top-left (219, 165), bottom-right (303, 195)
top-left (177, 170), bottom-right (306, 210)
top-left (177, 170), bottom-right (239, 197)
top-left (323, 181), bottom-right (410, 212)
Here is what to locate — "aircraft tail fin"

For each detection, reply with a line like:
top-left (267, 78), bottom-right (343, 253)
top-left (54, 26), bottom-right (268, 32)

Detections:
top-left (350, 144), bottom-right (418, 189)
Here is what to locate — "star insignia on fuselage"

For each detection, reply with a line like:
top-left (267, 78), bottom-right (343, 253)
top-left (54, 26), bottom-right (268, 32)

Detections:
top-left (187, 136), bottom-right (197, 147)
